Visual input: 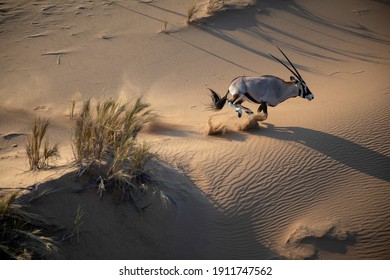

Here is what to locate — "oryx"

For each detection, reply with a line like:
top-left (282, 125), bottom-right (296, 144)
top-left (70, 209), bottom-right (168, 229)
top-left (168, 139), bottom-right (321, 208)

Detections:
top-left (208, 47), bottom-right (314, 119)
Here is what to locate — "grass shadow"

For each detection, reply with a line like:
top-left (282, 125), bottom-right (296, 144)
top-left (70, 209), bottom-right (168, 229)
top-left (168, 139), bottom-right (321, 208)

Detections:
top-left (197, 0), bottom-right (390, 68)
top-left (15, 159), bottom-right (276, 259)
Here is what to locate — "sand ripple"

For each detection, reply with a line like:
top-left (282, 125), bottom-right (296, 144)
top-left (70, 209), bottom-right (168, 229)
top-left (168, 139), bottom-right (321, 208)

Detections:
top-left (152, 97), bottom-right (390, 259)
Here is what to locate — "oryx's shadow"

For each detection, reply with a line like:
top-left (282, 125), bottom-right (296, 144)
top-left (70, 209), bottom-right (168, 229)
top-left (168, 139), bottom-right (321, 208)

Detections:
top-left (258, 123), bottom-right (390, 182)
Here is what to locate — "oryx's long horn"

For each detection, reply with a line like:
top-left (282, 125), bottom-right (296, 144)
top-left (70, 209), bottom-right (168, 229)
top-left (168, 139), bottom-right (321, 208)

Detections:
top-left (269, 52), bottom-right (300, 80)
top-left (276, 46), bottom-right (303, 80)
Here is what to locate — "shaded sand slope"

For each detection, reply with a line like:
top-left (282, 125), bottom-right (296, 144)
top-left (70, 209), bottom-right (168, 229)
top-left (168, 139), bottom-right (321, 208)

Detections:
top-left (1, 0), bottom-right (389, 259)
top-left (17, 160), bottom-right (272, 259)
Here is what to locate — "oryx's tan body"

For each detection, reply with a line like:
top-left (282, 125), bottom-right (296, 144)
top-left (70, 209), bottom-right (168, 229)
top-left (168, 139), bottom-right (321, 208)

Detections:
top-left (229, 75), bottom-right (299, 107)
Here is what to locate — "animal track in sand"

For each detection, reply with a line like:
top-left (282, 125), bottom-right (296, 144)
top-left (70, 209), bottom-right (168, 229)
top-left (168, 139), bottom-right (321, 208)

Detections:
top-left (283, 223), bottom-right (356, 259)
top-left (352, 9), bottom-right (372, 16)
top-left (33, 105), bottom-right (50, 112)
top-left (3, 133), bottom-right (27, 140)
top-left (26, 33), bottom-right (49, 38)
top-left (329, 70), bottom-right (365, 76)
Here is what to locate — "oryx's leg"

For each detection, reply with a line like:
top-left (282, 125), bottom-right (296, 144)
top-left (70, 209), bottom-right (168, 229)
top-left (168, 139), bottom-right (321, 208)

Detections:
top-left (227, 101), bottom-right (243, 118)
top-left (233, 99), bottom-right (254, 116)
top-left (227, 94), bottom-right (244, 118)
top-left (257, 101), bottom-right (268, 120)
top-left (227, 93), bottom-right (254, 118)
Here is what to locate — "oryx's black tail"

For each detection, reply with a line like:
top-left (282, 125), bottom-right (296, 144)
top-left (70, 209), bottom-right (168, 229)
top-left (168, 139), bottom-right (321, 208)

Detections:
top-left (208, 88), bottom-right (228, 111)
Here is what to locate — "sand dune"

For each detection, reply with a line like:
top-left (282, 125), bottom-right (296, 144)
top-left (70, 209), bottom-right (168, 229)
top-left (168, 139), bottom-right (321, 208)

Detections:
top-left (1, 0), bottom-right (389, 259)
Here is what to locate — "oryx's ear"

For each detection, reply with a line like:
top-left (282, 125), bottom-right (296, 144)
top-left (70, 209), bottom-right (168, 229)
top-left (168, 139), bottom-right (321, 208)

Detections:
top-left (290, 76), bottom-right (297, 82)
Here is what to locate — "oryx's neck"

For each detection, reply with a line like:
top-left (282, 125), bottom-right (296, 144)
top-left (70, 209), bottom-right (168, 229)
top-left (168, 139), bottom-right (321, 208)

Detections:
top-left (287, 82), bottom-right (300, 98)
top-left (276, 82), bottom-right (300, 104)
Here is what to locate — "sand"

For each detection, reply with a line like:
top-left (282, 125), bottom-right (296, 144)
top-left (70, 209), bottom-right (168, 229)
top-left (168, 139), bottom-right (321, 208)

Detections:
top-left (0, 0), bottom-right (389, 259)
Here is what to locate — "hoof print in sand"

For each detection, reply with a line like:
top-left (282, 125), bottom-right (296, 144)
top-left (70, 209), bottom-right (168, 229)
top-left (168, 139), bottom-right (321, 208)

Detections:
top-left (33, 105), bottom-right (50, 111)
top-left (284, 223), bottom-right (356, 259)
top-left (3, 133), bottom-right (27, 140)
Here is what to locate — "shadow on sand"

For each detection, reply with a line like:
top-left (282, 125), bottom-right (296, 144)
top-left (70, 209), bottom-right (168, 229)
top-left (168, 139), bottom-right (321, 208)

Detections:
top-left (254, 123), bottom-right (390, 182)
top-left (18, 160), bottom-right (275, 259)
top-left (197, 0), bottom-right (390, 70)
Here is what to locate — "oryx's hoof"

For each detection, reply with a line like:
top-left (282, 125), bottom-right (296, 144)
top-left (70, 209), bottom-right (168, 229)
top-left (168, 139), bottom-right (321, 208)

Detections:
top-left (236, 108), bottom-right (242, 118)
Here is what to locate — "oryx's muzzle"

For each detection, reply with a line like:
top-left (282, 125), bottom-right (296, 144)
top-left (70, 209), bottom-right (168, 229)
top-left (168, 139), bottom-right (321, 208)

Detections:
top-left (305, 94), bottom-right (314, 101)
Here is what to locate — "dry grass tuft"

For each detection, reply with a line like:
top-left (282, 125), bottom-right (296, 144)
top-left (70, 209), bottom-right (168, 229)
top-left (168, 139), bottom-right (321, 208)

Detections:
top-left (206, 0), bottom-right (254, 15)
top-left (71, 97), bottom-right (155, 201)
top-left (0, 192), bottom-right (57, 259)
top-left (73, 204), bottom-right (84, 244)
top-left (206, 0), bottom-right (225, 14)
top-left (25, 118), bottom-right (59, 171)
top-left (160, 19), bottom-right (168, 33)
top-left (186, 2), bottom-right (201, 24)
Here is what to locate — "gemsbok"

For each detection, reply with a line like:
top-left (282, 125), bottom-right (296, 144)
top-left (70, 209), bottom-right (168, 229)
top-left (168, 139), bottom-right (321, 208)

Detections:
top-left (209, 47), bottom-right (314, 119)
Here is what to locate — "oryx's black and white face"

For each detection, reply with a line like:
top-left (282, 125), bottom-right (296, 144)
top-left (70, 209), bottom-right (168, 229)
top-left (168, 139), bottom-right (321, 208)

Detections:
top-left (271, 47), bottom-right (314, 102)
top-left (298, 80), bottom-right (314, 101)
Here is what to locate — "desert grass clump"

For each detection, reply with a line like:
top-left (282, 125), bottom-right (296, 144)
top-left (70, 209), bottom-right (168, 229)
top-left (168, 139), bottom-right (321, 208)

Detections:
top-left (73, 204), bottom-right (84, 244)
top-left (0, 192), bottom-right (57, 259)
top-left (72, 98), bottom-right (124, 168)
top-left (160, 19), bottom-right (168, 34)
top-left (71, 97), bottom-right (155, 201)
top-left (25, 118), bottom-right (59, 171)
top-left (206, 0), bottom-right (225, 14)
top-left (186, 2), bottom-right (201, 24)
top-left (109, 140), bottom-right (155, 201)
